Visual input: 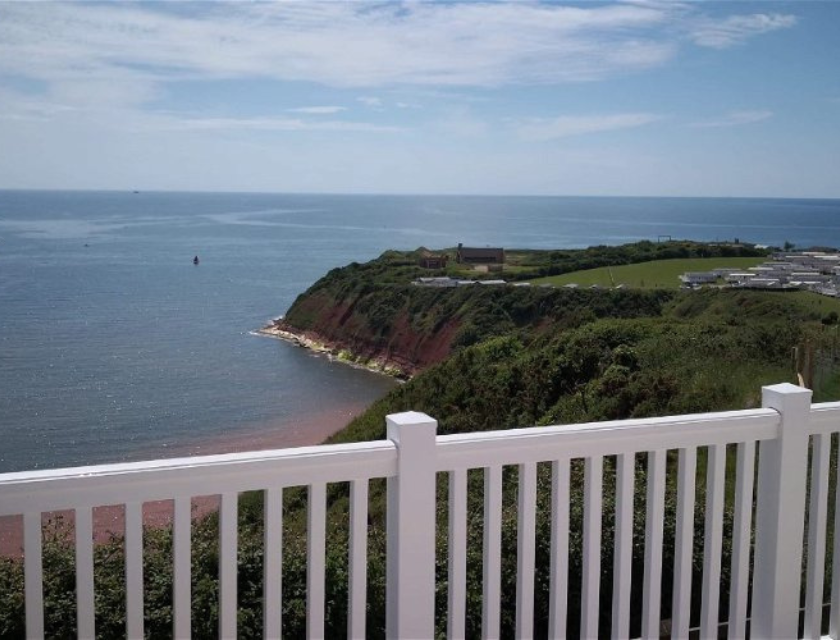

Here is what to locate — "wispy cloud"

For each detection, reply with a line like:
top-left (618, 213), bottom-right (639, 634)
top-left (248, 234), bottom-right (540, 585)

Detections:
top-left (357, 96), bottom-right (383, 108)
top-left (287, 106), bottom-right (346, 115)
top-left (690, 110), bottom-right (773, 128)
top-left (161, 115), bottom-right (402, 134)
top-left (516, 113), bottom-right (661, 141)
top-left (0, 89), bottom-right (81, 121)
top-left (0, 2), bottom-right (800, 113)
top-left (689, 14), bottom-right (796, 49)
top-left (0, 2), bottom-right (674, 99)
top-left (0, 85), bottom-right (398, 136)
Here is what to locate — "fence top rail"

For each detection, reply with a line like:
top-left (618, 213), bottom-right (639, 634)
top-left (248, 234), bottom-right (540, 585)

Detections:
top-left (0, 440), bottom-right (396, 516)
top-left (808, 401), bottom-right (840, 435)
top-left (435, 408), bottom-right (780, 470)
top-left (0, 403), bottom-right (802, 514)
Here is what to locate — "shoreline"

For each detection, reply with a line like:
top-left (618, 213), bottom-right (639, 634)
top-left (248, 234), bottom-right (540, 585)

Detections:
top-left (256, 321), bottom-right (411, 380)
top-left (163, 400), bottom-right (373, 457)
top-left (0, 401), bottom-right (374, 558)
top-left (1, 325), bottom-right (404, 558)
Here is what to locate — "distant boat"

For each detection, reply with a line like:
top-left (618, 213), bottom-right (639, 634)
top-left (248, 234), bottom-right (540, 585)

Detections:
top-left (132, 190), bottom-right (140, 194)
top-left (193, 256), bottom-right (200, 265)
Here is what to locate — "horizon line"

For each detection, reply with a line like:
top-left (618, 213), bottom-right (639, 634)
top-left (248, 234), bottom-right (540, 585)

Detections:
top-left (1, 187), bottom-right (838, 202)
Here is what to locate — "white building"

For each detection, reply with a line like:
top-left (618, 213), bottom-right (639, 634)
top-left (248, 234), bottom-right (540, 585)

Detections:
top-left (679, 272), bottom-right (719, 285)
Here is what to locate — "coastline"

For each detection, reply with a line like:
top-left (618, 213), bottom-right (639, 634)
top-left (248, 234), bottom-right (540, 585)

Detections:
top-left (167, 400), bottom-right (373, 456)
top-left (2, 323), bottom-right (406, 558)
top-left (0, 402), bottom-right (374, 558)
top-left (256, 321), bottom-right (411, 379)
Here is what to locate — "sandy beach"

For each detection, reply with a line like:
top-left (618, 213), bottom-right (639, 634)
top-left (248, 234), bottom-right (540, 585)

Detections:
top-left (0, 402), bottom-right (371, 558)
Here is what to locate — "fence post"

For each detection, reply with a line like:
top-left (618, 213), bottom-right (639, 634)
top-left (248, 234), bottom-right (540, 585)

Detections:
top-left (752, 382), bottom-right (812, 638)
top-left (386, 411), bottom-right (438, 639)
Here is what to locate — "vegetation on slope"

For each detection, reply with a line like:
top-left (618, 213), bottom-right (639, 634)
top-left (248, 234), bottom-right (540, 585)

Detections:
top-left (280, 268), bottom-right (675, 375)
top-left (277, 242), bottom-right (771, 376)
top-left (329, 310), bottom-right (796, 447)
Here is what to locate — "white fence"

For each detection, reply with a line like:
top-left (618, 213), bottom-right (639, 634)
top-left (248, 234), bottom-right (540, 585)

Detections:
top-left (2, 382), bottom-right (840, 638)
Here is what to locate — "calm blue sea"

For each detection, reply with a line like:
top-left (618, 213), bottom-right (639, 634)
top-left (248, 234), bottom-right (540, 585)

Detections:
top-left (2, 191), bottom-right (840, 473)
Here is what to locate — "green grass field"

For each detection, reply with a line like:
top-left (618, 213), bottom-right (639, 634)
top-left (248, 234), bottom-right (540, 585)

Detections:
top-left (786, 290), bottom-right (840, 314)
top-left (529, 257), bottom-right (766, 289)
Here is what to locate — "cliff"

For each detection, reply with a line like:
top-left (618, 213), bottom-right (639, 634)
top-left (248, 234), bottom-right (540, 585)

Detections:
top-left (264, 291), bottom-right (460, 377)
top-left (267, 251), bottom-right (675, 377)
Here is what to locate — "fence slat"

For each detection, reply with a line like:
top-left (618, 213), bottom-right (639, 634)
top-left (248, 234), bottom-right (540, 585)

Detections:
top-left (264, 488), bottom-right (283, 640)
top-left (516, 462), bottom-right (537, 639)
top-left (582, 456), bottom-right (603, 639)
top-left (482, 465), bottom-right (503, 640)
top-left (642, 450), bottom-right (665, 640)
top-left (75, 506), bottom-right (95, 640)
top-left (125, 502), bottom-right (144, 640)
top-left (308, 482), bottom-right (326, 640)
top-left (448, 468), bottom-right (468, 640)
top-left (729, 441), bottom-right (756, 640)
top-left (23, 512), bottom-right (44, 640)
top-left (349, 479), bottom-right (368, 640)
top-left (219, 493), bottom-right (238, 640)
top-left (805, 434), bottom-right (831, 639)
top-left (612, 453), bottom-right (634, 640)
top-left (700, 444), bottom-right (726, 638)
top-left (549, 459), bottom-right (570, 639)
top-left (672, 447), bottom-right (697, 639)
top-left (173, 497), bottom-right (191, 640)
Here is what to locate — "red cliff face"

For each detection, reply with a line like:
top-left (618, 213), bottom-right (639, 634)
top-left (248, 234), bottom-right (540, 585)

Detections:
top-left (278, 292), bottom-right (461, 377)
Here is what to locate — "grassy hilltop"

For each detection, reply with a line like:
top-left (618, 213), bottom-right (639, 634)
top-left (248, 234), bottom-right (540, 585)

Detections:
top-left (529, 256), bottom-right (766, 288)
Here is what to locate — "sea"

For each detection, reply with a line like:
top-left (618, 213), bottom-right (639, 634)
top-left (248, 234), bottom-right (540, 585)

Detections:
top-left (2, 191), bottom-right (840, 474)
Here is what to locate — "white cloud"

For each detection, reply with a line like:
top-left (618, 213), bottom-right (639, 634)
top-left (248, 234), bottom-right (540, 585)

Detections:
top-left (690, 110), bottom-right (773, 128)
top-left (0, 2), bottom-right (800, 109)
top-left (0, 87), bottom-right (399, 134)
top-left (357, 96), bottom-right (383, 108)
top-left (153, 115), bottom-right (402, 134)
top-left (516, 113), bottom-right (661, 141)
top-left (0, 89), bottom-right (80, 121)
top-left (286, 106), bottom-right (346, 115)
top-left (689, 13), bottom-right (797, 49)
top-left (0, 2), bottom-right (675, 97)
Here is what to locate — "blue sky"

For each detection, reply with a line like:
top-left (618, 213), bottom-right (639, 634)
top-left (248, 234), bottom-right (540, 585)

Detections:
top-left (0, 1), bottom-right (838, 197)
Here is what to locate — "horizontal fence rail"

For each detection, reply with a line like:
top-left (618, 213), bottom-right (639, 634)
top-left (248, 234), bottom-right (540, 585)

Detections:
top-left (434, 408), bottom-right (780, 471)
top-left (5, 383), bottom-right (840, 638)
top-left (0, 441), bottom-right (397, 515)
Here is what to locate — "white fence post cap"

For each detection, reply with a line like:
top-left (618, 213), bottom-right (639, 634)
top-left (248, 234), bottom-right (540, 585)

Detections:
top-left (386, 411), bottom-right (436, 426)
top-left (762, 382), bottom-right (811, 395)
